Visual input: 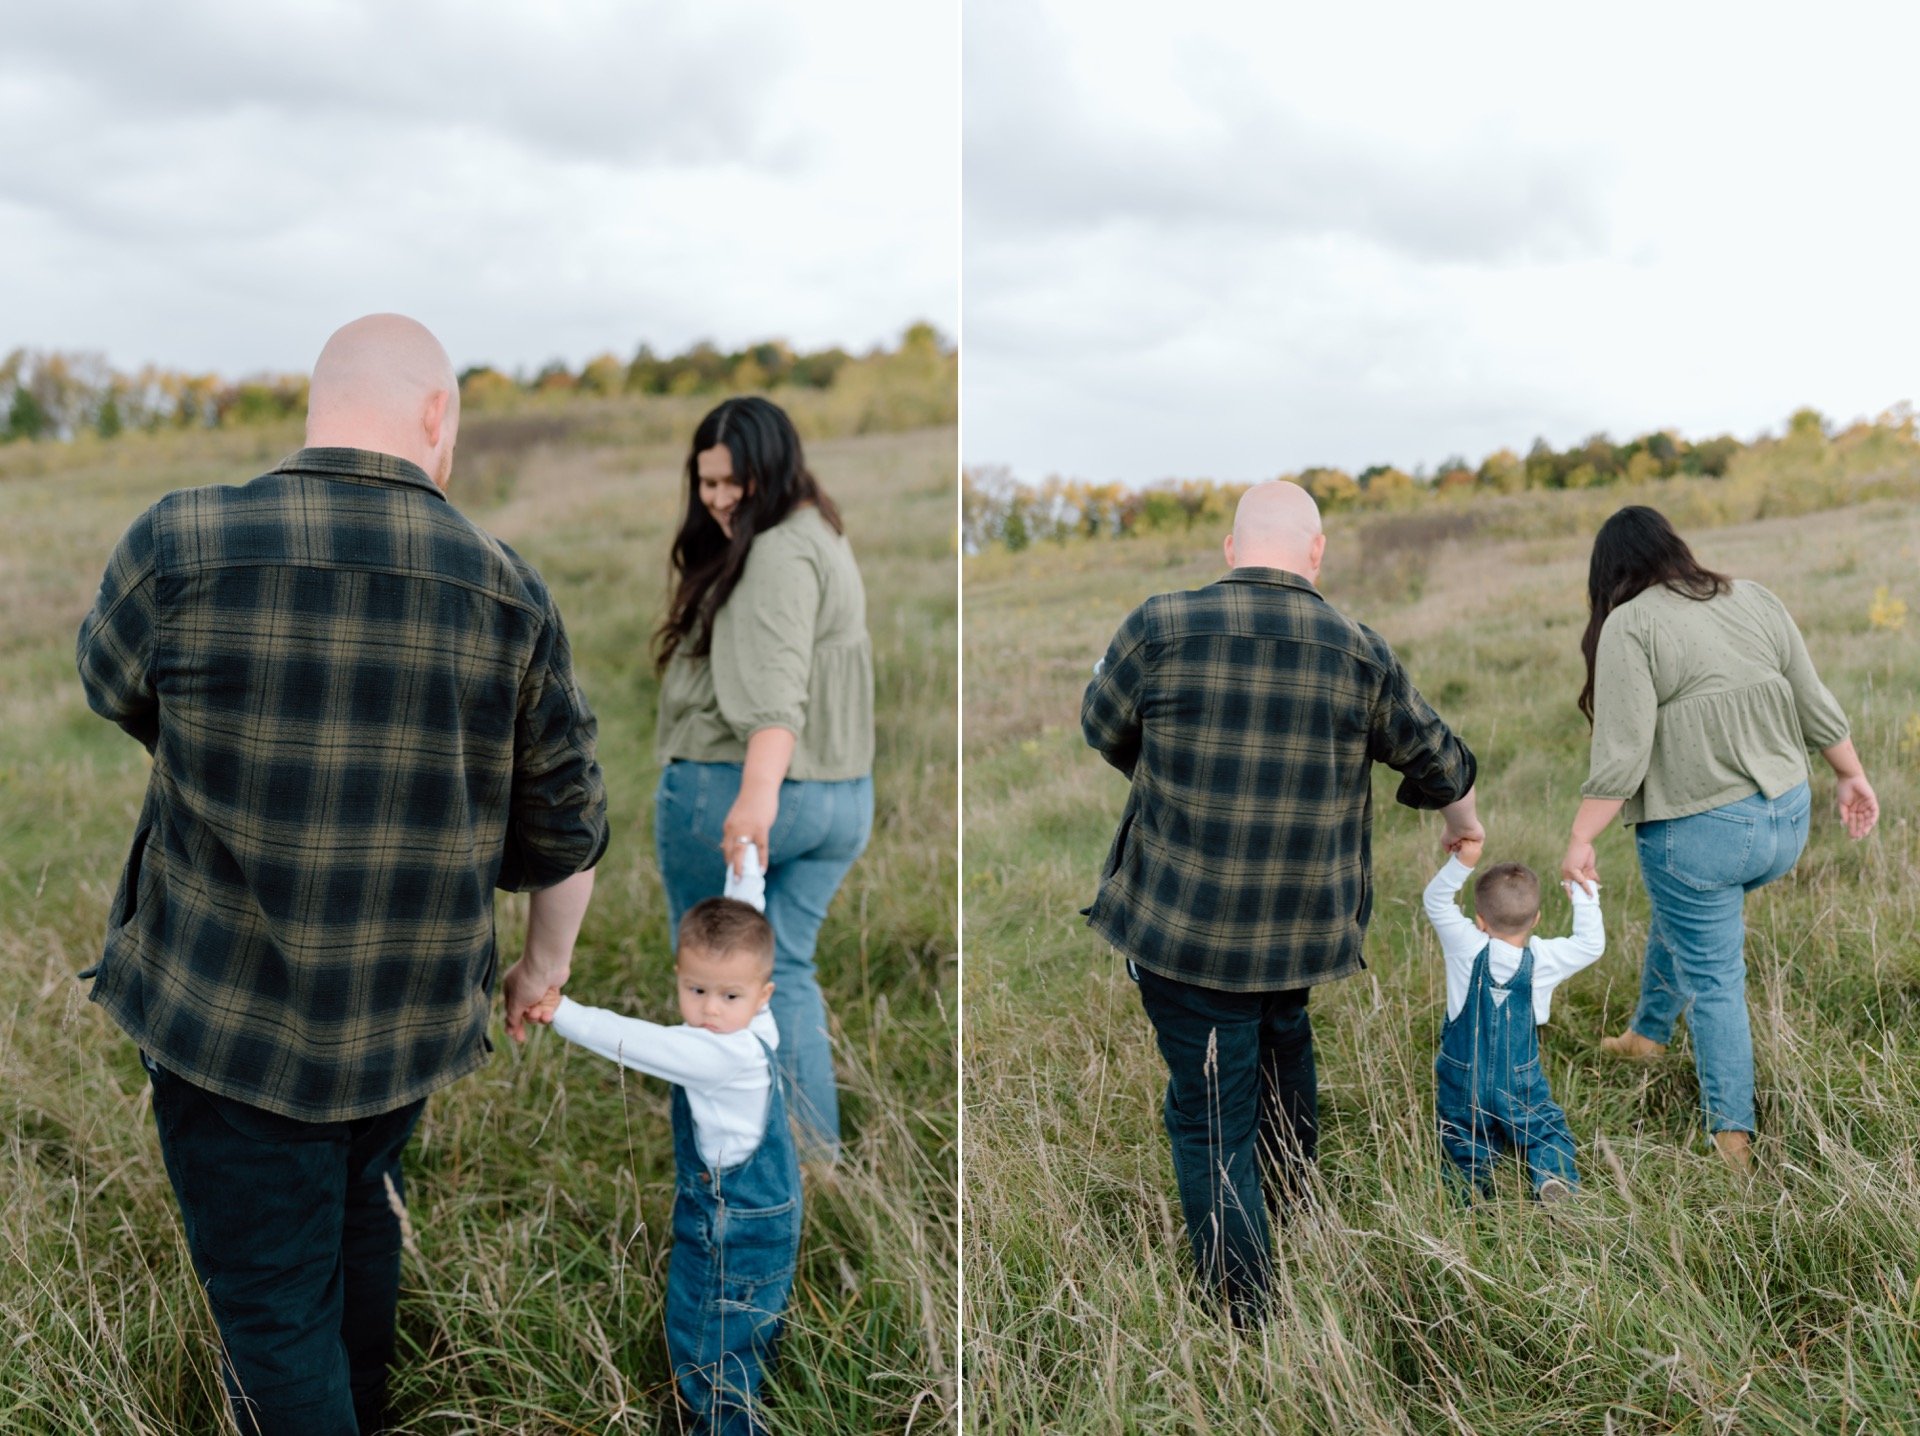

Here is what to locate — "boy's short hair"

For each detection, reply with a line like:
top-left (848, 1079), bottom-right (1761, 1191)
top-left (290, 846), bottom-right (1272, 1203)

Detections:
top-left (677, 897), bottom-right (776, 981)
top-left (1473, 862), bottom-right (1542, 933)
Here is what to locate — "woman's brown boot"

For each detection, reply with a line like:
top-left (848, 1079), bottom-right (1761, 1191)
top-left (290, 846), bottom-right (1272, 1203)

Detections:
top-left (1712, 1130), bottom-right (1752, 1174)
top-left (1599, 1030), bottom-right (1666, 1060)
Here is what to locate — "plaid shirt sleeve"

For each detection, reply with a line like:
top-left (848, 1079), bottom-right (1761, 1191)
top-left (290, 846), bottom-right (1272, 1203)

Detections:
top-left (1363, 626), bottom-right (1477, 809)
top-left (498, 590), bottom-right (611, 892)
top-left (1082, 600), bottom-right (1151, 778)
top-left (76, 508), bottom-right (160, 753)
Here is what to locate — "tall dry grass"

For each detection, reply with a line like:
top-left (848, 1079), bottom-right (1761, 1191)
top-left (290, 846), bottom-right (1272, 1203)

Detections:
top-left (963, 481), bottom-right (1920, 1434)
top-left (0, 416), bottom-right (957, 1433)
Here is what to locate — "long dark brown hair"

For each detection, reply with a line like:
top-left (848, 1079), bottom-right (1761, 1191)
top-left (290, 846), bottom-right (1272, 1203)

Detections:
top-left (1578, 505), bottom-right (1730, 722)
top-left (653, 396), bottom-right (843, 671)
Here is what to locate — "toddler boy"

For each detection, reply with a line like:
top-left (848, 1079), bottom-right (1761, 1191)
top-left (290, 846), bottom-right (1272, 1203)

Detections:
top-left (532, 877), bottom-right (797, 1436)
top-left (1423, 838), bottom-right (1604, 1202)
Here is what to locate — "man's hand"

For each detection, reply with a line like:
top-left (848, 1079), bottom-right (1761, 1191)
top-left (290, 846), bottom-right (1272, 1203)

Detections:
top-left (505, 868), bottom-right (594, 1042)
top-left (1836, 773), bottom-right (1879, 840)
top-left (503, 959), bottom-right (561, 1045)
top-left (1439, 787), bottom-right (1484, 855)
top-left (1453, 835), bottom-right (1484, 868)
top-left (525, 985), bottom-right (563, 1025)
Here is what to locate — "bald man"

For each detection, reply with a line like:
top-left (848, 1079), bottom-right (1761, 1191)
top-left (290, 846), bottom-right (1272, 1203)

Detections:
top-left (1082, 480), bottom-right (1481, 1325)
top-left (77, 315), bottom-right (608, 1434)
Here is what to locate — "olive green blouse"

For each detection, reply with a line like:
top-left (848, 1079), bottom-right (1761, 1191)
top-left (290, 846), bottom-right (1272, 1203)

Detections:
top-left (656, 506), bottom-right (875, 781)
top-left (1582, 579), bottom-right (1849, 825)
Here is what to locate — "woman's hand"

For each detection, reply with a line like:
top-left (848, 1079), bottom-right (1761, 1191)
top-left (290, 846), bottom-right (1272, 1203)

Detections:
top-left (1560, 840), bottom-right (1599, 886)
top-left (1836, 773), bottom-right (1879, 840)
top-left (1563, 796), bottom-right (1622, 886)
top-left (722, 783), bottom-right (779, 877)
top-left (1822, 741), bottom-right (1880, 840)
top-left (726, 727), bottom-right (798, 875)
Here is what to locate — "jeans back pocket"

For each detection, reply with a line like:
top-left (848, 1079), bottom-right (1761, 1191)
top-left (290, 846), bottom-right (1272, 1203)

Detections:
top-left (1664, 804), bottom-right (1757, 892)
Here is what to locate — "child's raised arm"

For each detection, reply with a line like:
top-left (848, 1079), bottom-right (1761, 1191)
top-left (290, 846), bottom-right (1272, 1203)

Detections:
top-left (1528, 879), bottom-right (1607, 1019)
top-left (1422, 849), bottom-right (1489, 1020)
top-left (547, 997), bottom-right (755, 1091)
top-left (1556, 878), bottom-right (1606, 969)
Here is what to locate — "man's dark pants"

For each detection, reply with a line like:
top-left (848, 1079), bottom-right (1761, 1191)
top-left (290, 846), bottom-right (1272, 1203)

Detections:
top-left (144, 1054), bottom-right (425, 1435)
top-left (1133, 966), bottom-right (1318, 1323)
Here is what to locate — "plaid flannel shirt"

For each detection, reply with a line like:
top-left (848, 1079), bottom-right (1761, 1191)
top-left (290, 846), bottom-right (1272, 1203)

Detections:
top-left (1082, 567), bottom-right (1476, 992)
top-left (76, 448), bottom-right (609, 1121)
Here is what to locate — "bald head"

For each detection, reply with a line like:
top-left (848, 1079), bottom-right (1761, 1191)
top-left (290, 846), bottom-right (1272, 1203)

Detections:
top-left (305, 315), bottom-right (460, 490)
top-left (1226, 480), bottom-right (1326, 579)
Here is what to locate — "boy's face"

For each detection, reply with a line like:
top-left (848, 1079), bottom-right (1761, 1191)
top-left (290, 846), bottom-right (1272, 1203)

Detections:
top-left (676, 943), bottom-right (775, 1034)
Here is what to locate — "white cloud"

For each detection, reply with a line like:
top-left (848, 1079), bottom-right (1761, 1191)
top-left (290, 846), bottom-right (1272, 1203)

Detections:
top-left (964, 0), bottom-right (1920, 482)
top-left (0, 0), bottom-right (956, 376)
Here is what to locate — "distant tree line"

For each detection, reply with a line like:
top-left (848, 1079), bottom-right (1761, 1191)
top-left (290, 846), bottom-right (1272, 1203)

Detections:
top-left (0, 322), bottom-right (951, 444)
top-left (0, 350), bottom-right (308, 444)
top-left (963, 406), bottom-right (1914, 553)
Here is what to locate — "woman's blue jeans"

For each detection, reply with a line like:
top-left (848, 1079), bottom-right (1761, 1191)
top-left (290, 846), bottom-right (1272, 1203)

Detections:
top-left (1629, 782), bottom-right (1811, 1135)
top-left (655, 761), bottom-right (872, 1161)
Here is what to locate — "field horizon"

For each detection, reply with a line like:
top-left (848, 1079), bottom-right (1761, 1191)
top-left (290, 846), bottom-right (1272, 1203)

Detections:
top-left (963, 465), bottom-right (1920, 1433)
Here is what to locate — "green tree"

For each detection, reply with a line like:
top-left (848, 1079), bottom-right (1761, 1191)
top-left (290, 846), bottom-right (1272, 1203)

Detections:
top-left (6, 386), bottom-right (48, 440)
top-left (1299, 467), bottom-right (1360, 510)
top-left (1688, 436), bottom-right (1740, 477)
top-left (1525, 438), bottom-right (1560, 490)
top-left (1359, 466), bottom-right (1415, 505)
top-left (1476, 448), bottom-right (1525, 493)
top-left (533, 360), bottom-right (576, 393)
top-left (578, 353), bottom-right (625, 396)
top-left (1788, 407), bottom-right (1827, 441)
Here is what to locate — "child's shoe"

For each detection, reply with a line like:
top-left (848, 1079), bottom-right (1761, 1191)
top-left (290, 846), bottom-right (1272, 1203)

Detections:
top-left (1537, 1177), bottom-right (1574, 1206)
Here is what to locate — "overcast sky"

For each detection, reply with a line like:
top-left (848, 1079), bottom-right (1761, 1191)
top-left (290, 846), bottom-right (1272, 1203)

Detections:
top-left (0, 1), bottom-right (956, 378)
top-left (965, 1), bottom-right (1920, 483)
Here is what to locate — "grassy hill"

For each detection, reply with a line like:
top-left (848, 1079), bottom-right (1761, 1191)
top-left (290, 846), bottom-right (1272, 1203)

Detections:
top-left (0, 412), bottom-right (957, 1433)
top-left (962, 473), bottom-right (1920, 1433)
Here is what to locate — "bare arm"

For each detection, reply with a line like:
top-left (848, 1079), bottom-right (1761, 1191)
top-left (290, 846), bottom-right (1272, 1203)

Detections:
top-left (1562, 796), bottom-right (1624, 884)
top-left (724, 726), bottom-right (798, 876)
top-left (503, 867), bottom-right (595, 1043)
top-left (1438, 788), bottom-right (1483, 853)
top-left (1822, 738), bottom-right (1879, 839)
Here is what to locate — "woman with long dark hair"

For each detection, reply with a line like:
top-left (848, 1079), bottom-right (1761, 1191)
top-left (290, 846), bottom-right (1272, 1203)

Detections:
top-left (652, 395), bottom-right (874, 1162)
top-left (1560, 506), bottom-right (1878, 1170)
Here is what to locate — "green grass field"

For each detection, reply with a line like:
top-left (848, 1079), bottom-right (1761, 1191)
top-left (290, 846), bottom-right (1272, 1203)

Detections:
top-left (962, 466), bottom-right (1920, 1433)
top-left (0, 406), bottom-right (956, 1433)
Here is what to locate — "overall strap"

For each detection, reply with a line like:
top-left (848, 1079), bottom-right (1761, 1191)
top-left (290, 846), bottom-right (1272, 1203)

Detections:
top-left (1466, 942), bottom-right (1493, 990)
top-left (1511, 942), bottom-right (1536, 988)
top-left (754, 1035), bottom-right (786, 1128)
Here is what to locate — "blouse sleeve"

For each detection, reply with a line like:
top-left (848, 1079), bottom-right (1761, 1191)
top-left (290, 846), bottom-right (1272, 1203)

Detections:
top-left (1582, 610), bottom-right (1658, 800)
top-left (1767, 590), bottom-right (1850, 750)
top-left (710, 530), bottom-right (821, 741)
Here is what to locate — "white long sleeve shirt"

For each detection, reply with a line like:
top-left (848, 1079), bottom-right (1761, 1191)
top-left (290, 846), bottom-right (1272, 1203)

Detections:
top-left (549, 1000), bottom-right (778, 1170)
top-left (1422, 857), bottom-right (1604, 1025)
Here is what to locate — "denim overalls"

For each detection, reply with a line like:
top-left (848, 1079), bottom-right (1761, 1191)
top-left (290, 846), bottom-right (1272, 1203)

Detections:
top-left (1435, 943), bottom-right (1580, 1198)
top-left (665, 1036), bottom-right (803, 1436)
